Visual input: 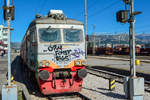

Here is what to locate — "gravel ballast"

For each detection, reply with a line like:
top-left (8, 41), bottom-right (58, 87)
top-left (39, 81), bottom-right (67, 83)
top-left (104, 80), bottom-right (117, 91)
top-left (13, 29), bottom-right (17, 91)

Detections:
top-left (81, 73), bottom-right (150, 100)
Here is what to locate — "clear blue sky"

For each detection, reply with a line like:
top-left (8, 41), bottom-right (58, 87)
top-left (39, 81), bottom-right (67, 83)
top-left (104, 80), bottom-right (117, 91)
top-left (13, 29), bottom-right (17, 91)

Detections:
top-left (0, 0), bottom-right (150, 42)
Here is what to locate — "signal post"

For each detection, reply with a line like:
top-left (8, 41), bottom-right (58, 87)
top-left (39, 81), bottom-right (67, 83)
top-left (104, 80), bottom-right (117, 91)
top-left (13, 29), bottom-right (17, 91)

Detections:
top-left (116, 0), bottom-right (144, 100)
top-left (1, 0), bottom-right (17, 100)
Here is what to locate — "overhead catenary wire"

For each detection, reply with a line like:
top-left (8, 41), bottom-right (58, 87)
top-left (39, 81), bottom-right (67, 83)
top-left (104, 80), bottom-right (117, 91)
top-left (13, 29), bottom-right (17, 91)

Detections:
top-left (35, 0), bottom-right (47, 14)
top-left (73, 0), bottom-right (115, 18)
top-left (112, 23), bottom-right (150, 34)
top-left (87, 0), bottom-right (99, 10)
top-left (38, 0), bottom-right (48, 14)
top-left (88, 0), bottom-right (120, 18)
top-left (72, 0), bottom-right (120, 24)
top-left (72, 0), bottom-right (98, 17)
top-left (38, 0), bottom-right (45, 13)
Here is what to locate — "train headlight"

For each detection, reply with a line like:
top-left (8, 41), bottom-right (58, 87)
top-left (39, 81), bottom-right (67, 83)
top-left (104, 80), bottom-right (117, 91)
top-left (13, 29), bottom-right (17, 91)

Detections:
top-left (45, 62), bottom-right (50, 66)
top-left (81, 61), bottom-right (86, 65)
top-left (75, 61), bottom-right (80, 66)
top-left (77, 69), bottom-right (87, 79)
top-left (39, 61), bottom-right (50, 67)
top-left (39, 70), bottom-right (50, 81)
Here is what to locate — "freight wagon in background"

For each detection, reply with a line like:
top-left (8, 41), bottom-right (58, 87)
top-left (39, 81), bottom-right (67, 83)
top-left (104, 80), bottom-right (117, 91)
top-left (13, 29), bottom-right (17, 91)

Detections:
top-left (20, 10), bottom-right (87, 95)
top-left (88, 45), bottom-right (149, 56)
top-left (0, 40), bottom-right (7, 56)
top-left (0, 40), bottom-right (3, 55)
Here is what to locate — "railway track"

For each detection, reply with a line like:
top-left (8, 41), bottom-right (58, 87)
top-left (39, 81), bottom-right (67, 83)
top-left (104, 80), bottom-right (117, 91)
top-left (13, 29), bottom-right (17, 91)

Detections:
top-left (14, 56), bottom-right (90, 100)
top-left (47, 92), bottom-right (91, 100)
top-left (86, 66), bottom-right (150, 92)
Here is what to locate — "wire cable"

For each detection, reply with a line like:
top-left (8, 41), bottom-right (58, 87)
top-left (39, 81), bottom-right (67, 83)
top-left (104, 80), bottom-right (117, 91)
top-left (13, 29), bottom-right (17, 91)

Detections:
top-left (87, 0), bottom-right (99, 10)
top-left (35, 0), bottom-right (46, 14)
top-left (88, 0), bottom-right (120, 18)
top-left (38, 0), bottom-right (48, 14)
top-left (72, 0), bottom-right (99, 17)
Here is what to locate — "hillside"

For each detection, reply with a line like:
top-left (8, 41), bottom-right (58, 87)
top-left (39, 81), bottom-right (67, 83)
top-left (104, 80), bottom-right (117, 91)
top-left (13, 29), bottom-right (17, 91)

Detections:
top-left (88, 33), bottom-right (150, 45)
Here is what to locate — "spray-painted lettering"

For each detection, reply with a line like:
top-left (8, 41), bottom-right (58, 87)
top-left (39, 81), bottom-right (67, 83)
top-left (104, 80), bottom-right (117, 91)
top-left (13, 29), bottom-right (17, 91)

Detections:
top-left (48, 45), bottom-right (62, 51)
top-left (72, 48), bottom-right (84, 59)
top-left (48, 45), bottom-right (72, 62)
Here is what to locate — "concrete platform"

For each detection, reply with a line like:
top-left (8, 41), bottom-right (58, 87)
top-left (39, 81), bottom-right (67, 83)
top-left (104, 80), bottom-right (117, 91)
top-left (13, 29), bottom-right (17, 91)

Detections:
top-left (87, 56), bottom-right (150, 75)
top-left (0, 53), bottom-right (19, 91)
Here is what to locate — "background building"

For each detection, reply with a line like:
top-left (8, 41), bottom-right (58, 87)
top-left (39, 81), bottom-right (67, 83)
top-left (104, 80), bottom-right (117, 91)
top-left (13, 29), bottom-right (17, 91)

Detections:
top-left (0, 25), bottom-right (3, 41)
top-left (0, 25), bottom-right (8, 51)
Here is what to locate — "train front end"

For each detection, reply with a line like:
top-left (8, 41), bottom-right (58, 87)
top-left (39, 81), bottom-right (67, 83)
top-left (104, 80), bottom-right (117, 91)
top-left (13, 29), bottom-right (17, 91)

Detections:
top-left (36, 10), bottom-right (87, 95)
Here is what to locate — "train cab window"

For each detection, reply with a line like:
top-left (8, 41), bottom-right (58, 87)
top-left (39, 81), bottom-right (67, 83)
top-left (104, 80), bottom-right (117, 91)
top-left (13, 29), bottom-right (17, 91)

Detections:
top-left (39, 28), bottom-right (61, 42)
top-left (63, 29), bottom-right (83, 43)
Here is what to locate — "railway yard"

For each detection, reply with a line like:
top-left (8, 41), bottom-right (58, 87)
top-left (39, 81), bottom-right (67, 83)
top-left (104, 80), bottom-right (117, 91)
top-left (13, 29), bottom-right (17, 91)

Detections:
top-left (0, 53), bottom-right (150, 100)
top-left (0, 0), bottom-right (150, 100)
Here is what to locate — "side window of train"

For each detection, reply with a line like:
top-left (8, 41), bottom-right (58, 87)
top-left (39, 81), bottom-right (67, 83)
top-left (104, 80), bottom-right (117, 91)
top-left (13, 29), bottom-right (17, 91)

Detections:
top-left (30, 28), bottom-right (36, 43)
top-left (33, 28), bottom-right (37, 43)
top-left (30, 27), bottom-right (37, 47)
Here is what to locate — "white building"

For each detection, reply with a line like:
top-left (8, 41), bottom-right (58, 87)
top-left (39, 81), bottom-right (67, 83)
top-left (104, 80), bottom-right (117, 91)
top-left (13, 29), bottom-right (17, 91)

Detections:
top-left (0, 25), bottom-right (8, 50)
top-left (0, 25), bottom-right (3, 41)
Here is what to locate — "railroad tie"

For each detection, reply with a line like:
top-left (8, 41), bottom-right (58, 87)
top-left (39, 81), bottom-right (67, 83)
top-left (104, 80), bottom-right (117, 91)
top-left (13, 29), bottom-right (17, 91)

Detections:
top-left (109, 78), bottom-right (115, 91)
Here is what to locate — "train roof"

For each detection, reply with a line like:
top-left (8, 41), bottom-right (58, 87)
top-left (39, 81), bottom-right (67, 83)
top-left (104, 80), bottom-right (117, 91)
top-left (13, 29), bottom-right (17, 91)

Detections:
top-left (30, 17), bottom-right (83, 26)
top-left (29, 10), bottom-right (83, 27)
top-left (22, 10), bottom-right (84, 43)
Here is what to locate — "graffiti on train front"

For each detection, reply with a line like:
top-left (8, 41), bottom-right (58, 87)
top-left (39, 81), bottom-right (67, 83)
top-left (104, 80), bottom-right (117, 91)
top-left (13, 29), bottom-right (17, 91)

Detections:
top-left (72, 48), bottom-right (84, 59)
top-left (47, 45), bottom-right (85, 63)
top-left (48, 45), bottom-right (62, 51)
top-left (48, 45), bottom-right (72, 62)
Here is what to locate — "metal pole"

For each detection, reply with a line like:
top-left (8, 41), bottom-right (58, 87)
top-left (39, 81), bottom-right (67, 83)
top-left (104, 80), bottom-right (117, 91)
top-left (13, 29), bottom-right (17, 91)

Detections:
top-left (7, 0), bottom-right (11, 86)
top-left (119, 35), bottom-right (121, 44)
top-left (84, 0), bottom-right (87, 58)
top-left (129, 0), bottom-right (136, 77)
top-left (92, 24), bottom-right (96, 55)
top-left (99, 39), bottom-right (100, 47)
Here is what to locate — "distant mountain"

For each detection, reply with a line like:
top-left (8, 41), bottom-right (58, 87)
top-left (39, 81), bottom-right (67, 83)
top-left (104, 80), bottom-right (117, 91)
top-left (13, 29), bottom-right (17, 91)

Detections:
top-left (136, 34), bottom-right (150, 41)
top-left (88, 33), bottom-right (150, 45)
top-left (11, 42), bottom-right (21, 49)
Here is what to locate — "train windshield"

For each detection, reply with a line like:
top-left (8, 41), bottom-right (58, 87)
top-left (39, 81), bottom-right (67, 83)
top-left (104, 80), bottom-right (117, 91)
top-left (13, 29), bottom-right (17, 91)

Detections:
top-left (63, 29), bottom-right (83, 43)
top-left (39, 28), bottom-right (61, 42)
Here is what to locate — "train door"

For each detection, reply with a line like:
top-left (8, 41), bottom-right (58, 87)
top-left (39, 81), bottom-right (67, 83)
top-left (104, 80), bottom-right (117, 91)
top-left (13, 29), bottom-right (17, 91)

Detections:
top-left (26, 31), bottom-right (30, 66)
top-left (25, 31), bottom-right (30, 64)
top-left (29, 27), bottom-right (37, 70)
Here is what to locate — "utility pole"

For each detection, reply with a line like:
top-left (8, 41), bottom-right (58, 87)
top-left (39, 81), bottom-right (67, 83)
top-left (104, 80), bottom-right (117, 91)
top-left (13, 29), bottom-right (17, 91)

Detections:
top-left (92, 24), bottom-right (96, 55)
top-left (84, 0), bottom-right (87, 58)
top-left (129, 0), bottom-right (136, 77)
top-left (98, 39), bottom-right (101, 47)
top-left (117, 0), bottom-right (144, 100)
top-left (119, 35), bottom-right (121, 44)
top-left (7, 0), bottom-right (11, 86)
top-left (2, 0), bottom-right (17, 100)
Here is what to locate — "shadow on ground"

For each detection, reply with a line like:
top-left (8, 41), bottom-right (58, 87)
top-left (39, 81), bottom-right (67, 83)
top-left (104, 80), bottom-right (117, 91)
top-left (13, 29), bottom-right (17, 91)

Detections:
top-left (11, 56), bottom-right (83, 99)
top-left (11, 56), bottom-right (46, 98)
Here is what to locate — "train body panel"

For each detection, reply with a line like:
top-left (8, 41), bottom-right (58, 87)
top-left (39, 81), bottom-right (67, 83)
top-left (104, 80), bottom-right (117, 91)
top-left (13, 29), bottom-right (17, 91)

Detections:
top-left (38, 70), bottom-right (83, 95)
top-left (20, 10), bottom-right (87, 95)
top-left (37, 24), bottom-right (85, 69)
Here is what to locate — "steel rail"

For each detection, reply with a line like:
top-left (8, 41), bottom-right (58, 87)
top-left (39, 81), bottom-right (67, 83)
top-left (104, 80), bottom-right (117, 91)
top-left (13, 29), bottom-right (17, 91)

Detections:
top-left (86, 66), bottom-right (150, 92)
top-left (20, 57), bottom-right (91, 100)
top-left (47, 92), bottom-right (91, 100)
